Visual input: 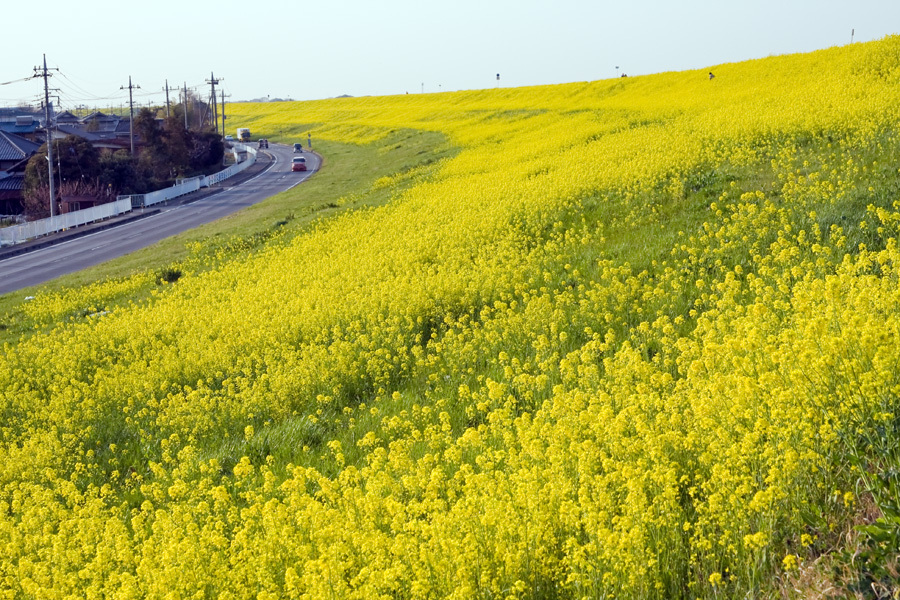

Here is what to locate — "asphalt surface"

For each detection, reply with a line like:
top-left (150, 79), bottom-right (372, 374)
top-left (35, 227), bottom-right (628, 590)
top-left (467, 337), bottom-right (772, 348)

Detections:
top-left (0, 143), bottom-right (319, 296)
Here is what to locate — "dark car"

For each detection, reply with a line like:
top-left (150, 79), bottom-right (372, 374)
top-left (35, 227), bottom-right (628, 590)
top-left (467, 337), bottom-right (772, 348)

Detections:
top-left (293, 143), bottom-right (303, 153)
top-left (258, 139), bottom-right (268, 149)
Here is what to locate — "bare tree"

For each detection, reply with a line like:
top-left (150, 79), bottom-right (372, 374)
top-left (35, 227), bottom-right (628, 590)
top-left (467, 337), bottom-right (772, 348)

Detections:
top-left (22, 185), bottom-right (52, 220)
top-left (23, 178), bottom-right (115, 220)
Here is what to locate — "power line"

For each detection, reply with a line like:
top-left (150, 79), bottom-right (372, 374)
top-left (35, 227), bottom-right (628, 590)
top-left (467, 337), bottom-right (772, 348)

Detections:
top-left (0, 76), bottom-right (33, 86)
top-left (4, 57), bottom-right (218, 113)
top-left (5, 63), bottom-right (231, 134)
top-left (55, 71), bottom-right (114, 100)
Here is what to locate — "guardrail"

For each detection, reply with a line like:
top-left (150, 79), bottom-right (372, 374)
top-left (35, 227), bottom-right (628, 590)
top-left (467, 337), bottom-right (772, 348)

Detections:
top-left (125, 176), bottom-right (204, 209)
top-left (206, 144), bottom-right (257, 186)
top-left (0, 198), bottom-right (133, 247)
top-left (0, 144), bottom-right (260, 247)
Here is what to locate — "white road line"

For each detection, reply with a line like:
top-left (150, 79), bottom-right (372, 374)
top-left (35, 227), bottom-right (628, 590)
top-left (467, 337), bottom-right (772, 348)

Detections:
top-left (0, 146), bottom-right (317, 291)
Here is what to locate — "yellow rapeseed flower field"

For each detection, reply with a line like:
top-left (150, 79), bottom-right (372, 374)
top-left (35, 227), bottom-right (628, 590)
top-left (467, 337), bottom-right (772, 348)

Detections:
top-left (2, 36), bottom-right (900, 598)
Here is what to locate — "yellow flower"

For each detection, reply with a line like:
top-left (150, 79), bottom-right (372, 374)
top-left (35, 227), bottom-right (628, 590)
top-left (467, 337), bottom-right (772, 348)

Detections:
top-left (782, 554), bottom-right (799, 571)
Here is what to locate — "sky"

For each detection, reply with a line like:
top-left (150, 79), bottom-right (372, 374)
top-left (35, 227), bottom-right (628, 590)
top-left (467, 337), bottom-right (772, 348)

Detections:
top-left (2, 0), bottom-right (899, 111)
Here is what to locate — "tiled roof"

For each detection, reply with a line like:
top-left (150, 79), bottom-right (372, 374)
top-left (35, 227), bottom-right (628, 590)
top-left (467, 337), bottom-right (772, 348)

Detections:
top-left (56, 111), bottom-right (80, 122)
top-left (56, 124), bottom-right (131, 144)
top-left (0, 174), bottom-right (24, 191)
top-left (0, 107), bottom-right (41, 118)
top-left (0, 131), bottom-right (40, 161)
top-left (0, 110), bottom-right (44, 131)
top-left (57, 124), bottom-right (102, 140)
top-left (66, 119), bottom-right (127, 134)
top-left (0, 122), bottom-right (39, 135)
top-left (82, 111), bottom-right (115, 122)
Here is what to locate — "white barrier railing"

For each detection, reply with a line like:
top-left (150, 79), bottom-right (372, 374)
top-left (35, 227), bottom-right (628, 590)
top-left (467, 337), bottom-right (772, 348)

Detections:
top-left (206, 144), bottom-right (257, 186)
top-left (125, 176), bottom-right (204, 209)
top-left (0, 144), bottom-right (262, 247)
top-left (0, 198), bottom-right (133, 247)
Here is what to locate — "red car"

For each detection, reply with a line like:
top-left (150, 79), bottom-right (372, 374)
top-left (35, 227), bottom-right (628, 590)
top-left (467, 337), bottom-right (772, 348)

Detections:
top-left (291, 156), bottom-right (307, 171)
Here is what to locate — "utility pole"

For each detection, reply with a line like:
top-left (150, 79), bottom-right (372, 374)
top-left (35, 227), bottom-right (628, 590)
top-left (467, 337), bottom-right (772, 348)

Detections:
top-left (163, 79), bottom-right (171, 119)
top-left (121, 76), bottom-right (140, 154)
top-left (220, 89), bottom-right (230, 140)
top-left (183, 82), bottom-right (189, 129)
top-left (206, 72), bottom-right (221, 134)
top-left (34, 54), bottom-right (58, 218)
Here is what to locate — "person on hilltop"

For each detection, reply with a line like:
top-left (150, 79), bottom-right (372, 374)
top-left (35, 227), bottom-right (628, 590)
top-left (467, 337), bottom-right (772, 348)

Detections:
top-left (709, 72), bottom-right (715, 80)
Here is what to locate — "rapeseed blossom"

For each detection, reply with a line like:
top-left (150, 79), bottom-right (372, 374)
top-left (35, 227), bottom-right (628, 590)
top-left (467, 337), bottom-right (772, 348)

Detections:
top-left (2, 35), bottom-right (900, 598)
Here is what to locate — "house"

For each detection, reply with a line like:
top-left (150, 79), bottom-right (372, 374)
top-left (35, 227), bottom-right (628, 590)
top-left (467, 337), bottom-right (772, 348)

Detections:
top-left (0, 130), bottom-right (40, 172)
top-left (0, 130), bottom-right (40, 214)
top-left (55, 111), bottom-right (80, 125)
top-left (59, 195), bottom-right (103, 214)
top-left (53, 111), bottom-right (137, 151)
top-left (0, 114), bottom-right (43, 142)
top-left (0, 105), bottom-right (147, 214)
top-left (54, 124), bottom-right (132, 152)
top-left (0, 173), bottom-right (26, 215)
top-left (0, 107), bottom-right (44, 141)
top-left (80, 111), bottom-right (125, 134)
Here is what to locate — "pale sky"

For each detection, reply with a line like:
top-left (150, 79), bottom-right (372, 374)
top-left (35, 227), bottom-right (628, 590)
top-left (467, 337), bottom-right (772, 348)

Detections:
top-left (1, 0), bottom-right (898, 109)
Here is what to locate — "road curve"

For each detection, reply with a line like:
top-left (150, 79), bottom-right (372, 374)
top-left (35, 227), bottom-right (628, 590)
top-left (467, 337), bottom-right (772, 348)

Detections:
top-left (0, 143), bottom-right (319, 296)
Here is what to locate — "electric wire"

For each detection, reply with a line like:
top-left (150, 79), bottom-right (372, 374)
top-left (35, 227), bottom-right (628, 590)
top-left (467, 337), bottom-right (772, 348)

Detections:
top-left (4, 63), bottom-right (223, 119)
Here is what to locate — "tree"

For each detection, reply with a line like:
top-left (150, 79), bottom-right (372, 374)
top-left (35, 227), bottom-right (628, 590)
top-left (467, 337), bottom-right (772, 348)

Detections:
top-left (24, 135), bottom-right (101, 194)
top-left (171, 90), bottom-right (211, 131)
top-left (134, 108), bottom-right (173, 182)
top-left (23, 135), bottom-right (103, 218)
top-left (134, 107), bottom-right (223, 183)
top-left (22, 185), bottom-right (52, 219)
top-left (99, 149), bottom-right (145, 195)
top-left (163, 115), bottom-right (191, 176)
top-left (21, 106), bottom-right (228, 218)
top-left (190, 130), bottom-right (224, 172)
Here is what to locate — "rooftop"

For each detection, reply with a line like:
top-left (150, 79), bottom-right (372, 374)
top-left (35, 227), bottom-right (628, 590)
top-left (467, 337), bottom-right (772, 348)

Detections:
top-left (0, 131), bottom-right (40, 162)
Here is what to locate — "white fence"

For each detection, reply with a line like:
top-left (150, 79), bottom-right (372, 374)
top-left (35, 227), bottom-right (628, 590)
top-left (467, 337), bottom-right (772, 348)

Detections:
top-left (123, 145), bottom-right (257, 208)
top-left (0, 144), bottom-right (259, 247)
top-left (125, 176), bottom-right (205, 209)
top-left (0, 198), bottom-right (133, 247)
top-left (206, 145), bottom-right (258, 186)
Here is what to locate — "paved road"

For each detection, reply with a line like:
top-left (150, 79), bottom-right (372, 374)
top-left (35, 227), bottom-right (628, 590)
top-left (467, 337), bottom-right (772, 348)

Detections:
top-left (0, 143), bottom-right (319, 296)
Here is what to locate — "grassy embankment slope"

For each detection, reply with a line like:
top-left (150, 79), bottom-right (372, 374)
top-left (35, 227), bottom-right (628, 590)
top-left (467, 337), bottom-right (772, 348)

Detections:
top-left (2, 37), bottom-right (900, 598)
